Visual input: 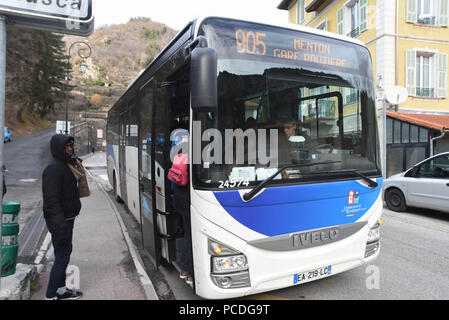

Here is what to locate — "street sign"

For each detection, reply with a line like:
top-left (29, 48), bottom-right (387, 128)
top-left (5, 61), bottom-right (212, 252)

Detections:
top-left (0, 0), bottom-right (94, 36)
top-left (56, 120), bottom-right (71, 134)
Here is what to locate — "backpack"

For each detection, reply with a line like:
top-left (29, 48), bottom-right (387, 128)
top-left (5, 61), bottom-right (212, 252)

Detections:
top-left (168, 153), bottom-right (189, 186)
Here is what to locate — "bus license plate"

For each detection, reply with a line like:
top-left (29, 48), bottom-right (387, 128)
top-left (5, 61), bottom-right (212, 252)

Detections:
top-left (294, 265), bottom-right (332, 285)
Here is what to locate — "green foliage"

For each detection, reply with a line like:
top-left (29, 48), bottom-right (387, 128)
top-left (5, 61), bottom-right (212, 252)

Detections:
top-left (11, 29), bottom-right (68, 119)
top-left (141, 27), bottom-right (160, 40)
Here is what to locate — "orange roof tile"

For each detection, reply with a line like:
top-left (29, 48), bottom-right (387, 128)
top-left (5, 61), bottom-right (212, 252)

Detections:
top-left (387, 112), bottom-right (449, 131)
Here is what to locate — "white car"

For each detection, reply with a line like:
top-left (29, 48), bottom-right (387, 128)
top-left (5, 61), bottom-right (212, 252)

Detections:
top-left (383, 152), bottom-right (449, 213)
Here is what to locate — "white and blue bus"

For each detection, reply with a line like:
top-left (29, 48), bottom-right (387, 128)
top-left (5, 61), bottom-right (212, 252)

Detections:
top-left (107, 16), bottom-right (383, 299)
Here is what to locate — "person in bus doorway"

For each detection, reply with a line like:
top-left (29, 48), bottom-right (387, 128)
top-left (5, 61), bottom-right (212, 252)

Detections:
top-left (172, 170), bottom-right (192, 285)
top-left (42, 134), bottom-right (83, 300)
top-left (169, 128), bottom-right (192, 286)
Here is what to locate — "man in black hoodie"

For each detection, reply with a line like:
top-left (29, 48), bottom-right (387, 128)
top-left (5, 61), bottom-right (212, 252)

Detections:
top-left (42, 134), bottom-right (83, 300)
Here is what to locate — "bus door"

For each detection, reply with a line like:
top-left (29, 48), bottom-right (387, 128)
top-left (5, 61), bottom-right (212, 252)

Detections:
top-left (153, 83), bottom-right (180, 264)
top-left (119, 110), bottom-right (127, 203)
top-left (138, 79), bottom-right (162, 267)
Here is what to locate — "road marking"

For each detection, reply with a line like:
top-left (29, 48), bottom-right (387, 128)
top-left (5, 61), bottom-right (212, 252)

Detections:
top-left (20, 179), bottom-right (37, 183)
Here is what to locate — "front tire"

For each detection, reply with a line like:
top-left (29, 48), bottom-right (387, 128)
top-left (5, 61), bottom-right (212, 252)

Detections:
top-left (385, 188), bottom-right (407, 212)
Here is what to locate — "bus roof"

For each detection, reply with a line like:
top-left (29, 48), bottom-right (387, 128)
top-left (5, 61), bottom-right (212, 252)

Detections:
top-left (193, 15), bottom-right (366, 48)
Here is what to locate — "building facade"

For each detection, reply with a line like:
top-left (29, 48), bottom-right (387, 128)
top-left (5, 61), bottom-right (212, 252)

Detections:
top-left (278, 0), bottom-right (449, 176)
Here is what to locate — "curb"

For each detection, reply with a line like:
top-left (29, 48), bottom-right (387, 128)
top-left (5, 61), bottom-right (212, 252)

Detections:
top-left (91, 171), bottom-right (159, 300)
top-left (0, 264), bottom-right (37, 300)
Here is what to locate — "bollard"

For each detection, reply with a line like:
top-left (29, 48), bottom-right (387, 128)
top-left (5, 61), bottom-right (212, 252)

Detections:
top-left (1, 202), bottom-right (20, 277)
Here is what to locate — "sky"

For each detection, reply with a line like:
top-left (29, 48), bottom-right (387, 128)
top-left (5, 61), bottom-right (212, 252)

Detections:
top-left (94, 0), bottom-right (289, 31)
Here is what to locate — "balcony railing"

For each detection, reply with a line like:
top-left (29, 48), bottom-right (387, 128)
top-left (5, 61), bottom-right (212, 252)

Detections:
top-left (416, 87), bottom-right (435, 98)
top-left (418, 16), bottom-right (436, 25)
top-left (347, 27), bottom-right (360, 38)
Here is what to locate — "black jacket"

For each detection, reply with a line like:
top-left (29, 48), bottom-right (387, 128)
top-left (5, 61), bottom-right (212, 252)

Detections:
top-left (42, 134), bottom-right (81, 227)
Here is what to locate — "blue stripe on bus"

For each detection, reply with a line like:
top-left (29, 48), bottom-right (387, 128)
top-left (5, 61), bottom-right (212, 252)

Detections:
top-left (107, 144), bottom-right (116, 166)
top-left (213, 179), bottom-right (382, 237)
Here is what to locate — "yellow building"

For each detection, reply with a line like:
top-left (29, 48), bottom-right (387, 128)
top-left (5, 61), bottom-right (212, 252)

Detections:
top-left (278, 0), bottom-right (449, 176)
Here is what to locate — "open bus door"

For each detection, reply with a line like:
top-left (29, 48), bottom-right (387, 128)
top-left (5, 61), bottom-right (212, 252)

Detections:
top-left (138, 78), bottom-right (162, 268)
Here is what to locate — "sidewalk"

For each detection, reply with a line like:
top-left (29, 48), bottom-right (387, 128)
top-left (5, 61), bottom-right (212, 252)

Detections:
top-left (29, 152), bottom-right (158, 300)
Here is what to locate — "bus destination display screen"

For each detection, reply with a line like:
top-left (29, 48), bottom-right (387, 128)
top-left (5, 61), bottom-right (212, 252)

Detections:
top-left (199, 18), bottom-right (369, 75)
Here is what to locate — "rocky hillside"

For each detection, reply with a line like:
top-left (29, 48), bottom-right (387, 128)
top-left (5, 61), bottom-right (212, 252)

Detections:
top-left (4, 17), bottom-right (177, 135)
top-left (61, 17), bottom-right (177, 116)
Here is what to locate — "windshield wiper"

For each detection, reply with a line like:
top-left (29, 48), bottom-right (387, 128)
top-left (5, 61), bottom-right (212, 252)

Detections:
top-left (243, 161), bottom-right (341, 202)
top-left (310, 169), bottom-right (379, 188)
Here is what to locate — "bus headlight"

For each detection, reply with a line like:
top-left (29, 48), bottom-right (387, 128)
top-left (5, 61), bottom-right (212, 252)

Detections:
top-left (212, 254), bottom-right (248, 274)
top-left (367, 226), bottom-right (380, 243)
top-left (367, 221), bottom-right (382, 243)
top-left (365, 221), bottom-right (382, 258)
top-left (208, 238), bottom-right (251, 289)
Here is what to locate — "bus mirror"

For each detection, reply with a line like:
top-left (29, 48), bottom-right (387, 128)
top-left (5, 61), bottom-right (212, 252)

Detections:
top-left (191, 47), bottom-right (217, 112)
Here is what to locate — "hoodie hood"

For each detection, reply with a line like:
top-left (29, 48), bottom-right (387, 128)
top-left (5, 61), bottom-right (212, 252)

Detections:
top-left (50, 134), bottom-right (75, 164)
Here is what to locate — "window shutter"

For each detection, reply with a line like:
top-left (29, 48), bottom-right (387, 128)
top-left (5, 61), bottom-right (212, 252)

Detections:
top-left (437, 53), bottom-right (448, 98)
top-left (406, 50), bottom-right (417, 96)
top-left (439, 0), bottom-right (449, 26)
top-left (337, 7), bottom-right (345, 35)
top-left (407, 0), bottom-right (418, 23)
top-left (360, 0), bottom-right (368, 32)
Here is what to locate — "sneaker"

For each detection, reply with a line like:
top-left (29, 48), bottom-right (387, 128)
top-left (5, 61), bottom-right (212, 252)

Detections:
top-left (56, 289), bottom-right (83, 300)
top-left (179, 270), bottom-right (189, 279)
top-left (186, 276), bottom-right (193, 286)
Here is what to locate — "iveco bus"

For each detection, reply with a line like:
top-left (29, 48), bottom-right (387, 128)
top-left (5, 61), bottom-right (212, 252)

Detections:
top-left (107, 16), bottom-right (383, 299)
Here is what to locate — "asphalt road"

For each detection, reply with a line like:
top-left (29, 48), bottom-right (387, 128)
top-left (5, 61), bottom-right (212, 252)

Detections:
top-left (2, 128), bottom-right (55, 230)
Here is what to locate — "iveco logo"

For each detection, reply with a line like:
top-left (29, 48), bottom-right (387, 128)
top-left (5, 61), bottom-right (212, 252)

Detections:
top-left (292, 228), bottom-right (340, 248)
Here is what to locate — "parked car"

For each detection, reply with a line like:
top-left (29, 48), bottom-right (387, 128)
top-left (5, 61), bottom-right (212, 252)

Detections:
top-left (383, 152), bottom-right (449, 213)
top-left (4, 126), bottom-right (11, 143)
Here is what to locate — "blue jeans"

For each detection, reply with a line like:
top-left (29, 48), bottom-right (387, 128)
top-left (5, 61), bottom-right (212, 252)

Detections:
top-left (45, 219), bottom-right (74, 298)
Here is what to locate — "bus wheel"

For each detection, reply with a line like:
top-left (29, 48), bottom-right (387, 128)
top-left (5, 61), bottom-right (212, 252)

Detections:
top-left (113, 172), bottom-right (123, 203)
top-left (385, 188), bottom-right (407, 212)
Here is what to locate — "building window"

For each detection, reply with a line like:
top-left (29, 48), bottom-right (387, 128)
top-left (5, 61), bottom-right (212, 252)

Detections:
top-left (406, 0), bottom-right (448, 27)
top-left (349, 1), bottom-right (360, 37)
top-left (418, 0), bottom-right (435, 24)
top-left (416, 54), bottom-right (434, 97)
top-left (406, 50), bottom-right (448, 98)
top-left (297, 0), bottom-right (305, 25)
top-left (337, 0), bottom-right (368, 37)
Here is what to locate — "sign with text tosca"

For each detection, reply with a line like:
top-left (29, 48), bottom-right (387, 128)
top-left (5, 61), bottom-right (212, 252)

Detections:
top-left (0, 0), bottom-right (94, 36)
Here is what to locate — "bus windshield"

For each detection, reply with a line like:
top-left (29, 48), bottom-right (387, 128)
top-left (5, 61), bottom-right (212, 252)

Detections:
top-left (194, 18), bottom-right (380, 189)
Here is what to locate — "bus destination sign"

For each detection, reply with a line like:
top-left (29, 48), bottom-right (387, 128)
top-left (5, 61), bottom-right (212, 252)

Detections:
top-left (0, 0), bottom-right (94, 36)
top-left (233, 28), bottom-right (358, 70)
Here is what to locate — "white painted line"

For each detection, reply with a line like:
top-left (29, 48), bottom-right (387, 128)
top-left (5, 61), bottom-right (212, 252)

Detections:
top-left (34, 231), bottom-right (52, 265)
